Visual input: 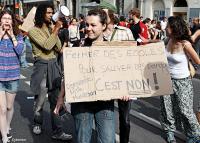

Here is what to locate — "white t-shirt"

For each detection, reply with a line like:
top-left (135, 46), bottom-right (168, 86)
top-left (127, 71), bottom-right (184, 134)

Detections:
top-left (161, 21), bottom-right (167, 30)
top-left (166, 49), bottom-right (190, 79)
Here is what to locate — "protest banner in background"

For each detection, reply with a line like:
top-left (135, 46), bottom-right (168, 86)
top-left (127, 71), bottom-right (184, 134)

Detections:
top-left (20, 7), bottom-right (36, 32)
top-left (63, 42), bottom-right (173, 103)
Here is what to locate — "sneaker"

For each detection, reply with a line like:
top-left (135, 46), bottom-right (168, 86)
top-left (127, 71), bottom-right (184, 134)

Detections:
top-left (7, 133), bottom-right (12, 139)
top-left (51, 132), bottom-right (72, 141)
top-left (21, 65), bottom-right (29, 68)
top-left (2, 137), bottom-right (10, 143)
top-left (166, 132), bottom-right (176, 143)
top-left (32, 125), bottom-right (42, 135)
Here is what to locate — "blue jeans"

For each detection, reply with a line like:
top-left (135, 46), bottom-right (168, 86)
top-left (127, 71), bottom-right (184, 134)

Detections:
top-left (24, 37), bottom-right (32, 49)
top-left (71, 101), bottom-right (115, 143)
top-left (0, 80), bottom-right (19, 93)
top-left (20, 43), bottom-right (28, 67)
top-left (20, 37), bottom-right (32, 67)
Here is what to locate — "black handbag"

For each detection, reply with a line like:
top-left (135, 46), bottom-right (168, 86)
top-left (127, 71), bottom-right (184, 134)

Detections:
top-left (70, 37), bottom-right (79, 42)
top-left (69, 26), bottom-right (80, 47)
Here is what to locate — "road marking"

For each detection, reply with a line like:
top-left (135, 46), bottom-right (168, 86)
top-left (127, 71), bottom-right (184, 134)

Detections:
top-left (130, 110), bottom-right (186, 141)
top-left (25, 81), bottom-right (33, 100)
top-left (27, 96), bottom-right (34, 100)
top-left (114, 102), bottom-right (186, 141)
top-left (25, 81), bottom-right (30, 85)
top-left (115, 133), bottom-right (119, 142)
top-left (24, 80), bottom-right (48, 99)
top-left (20, 74), bottom-right (26, 79)
top-left (28, 63), bottom-right (33, 66)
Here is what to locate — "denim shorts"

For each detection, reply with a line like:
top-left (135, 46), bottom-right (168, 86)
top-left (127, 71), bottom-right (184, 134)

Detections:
top-left (0, 80), bottom-right (19, 93)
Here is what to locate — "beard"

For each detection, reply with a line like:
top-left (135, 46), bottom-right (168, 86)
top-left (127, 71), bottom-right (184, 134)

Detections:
top-left (44, 19), bottom-right (51, 26)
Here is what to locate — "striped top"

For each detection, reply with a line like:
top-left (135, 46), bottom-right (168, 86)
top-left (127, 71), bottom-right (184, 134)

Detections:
top-left (104, 25), bottom-right (134, 41)
top-left (0, 35), bottom-right (24, 81)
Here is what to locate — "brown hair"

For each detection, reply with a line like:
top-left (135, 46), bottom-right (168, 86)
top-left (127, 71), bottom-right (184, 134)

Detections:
top-left (129, 8), bottom-right (140, 18)
top-left (0, 9), bottom-right (21, 35)
top-left (87, 8), bottom-right (107, 29)
top-left (107, 9), bottom-right (115, 24)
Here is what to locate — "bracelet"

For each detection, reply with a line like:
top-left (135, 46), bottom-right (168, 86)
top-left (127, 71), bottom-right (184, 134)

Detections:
top-left (12, 38), bottom-right (17, 41)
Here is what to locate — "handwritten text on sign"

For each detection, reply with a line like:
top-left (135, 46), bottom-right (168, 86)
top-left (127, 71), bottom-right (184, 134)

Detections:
top-left (63, 42), bottom-right (173, 103)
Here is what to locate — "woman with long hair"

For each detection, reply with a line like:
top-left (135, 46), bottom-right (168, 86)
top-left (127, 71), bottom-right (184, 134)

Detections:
top-left (160, 16), bottom-right (200, 143)
top-left (55, 9), bottom-right (116, 143)
top-left (0, 10), bottom-right (23, 143)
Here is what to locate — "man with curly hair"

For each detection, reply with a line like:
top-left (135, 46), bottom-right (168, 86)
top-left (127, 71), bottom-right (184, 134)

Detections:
top-left (28, 3), bottom-right (72, 141)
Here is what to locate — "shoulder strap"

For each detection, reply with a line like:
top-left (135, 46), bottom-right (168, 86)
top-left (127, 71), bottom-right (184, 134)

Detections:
top-left (110, 28), bottom-right (117, 41)
top-left (13, 46), bottom-right (20, 60)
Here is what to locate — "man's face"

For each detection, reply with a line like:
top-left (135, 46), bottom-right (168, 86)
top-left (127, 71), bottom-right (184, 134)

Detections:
top-left (86, 15), bottom-right (106, 40)
top-left (192, 18), bottom-right (198, 25)
top-left (44, 8), bottom-right (53, 24)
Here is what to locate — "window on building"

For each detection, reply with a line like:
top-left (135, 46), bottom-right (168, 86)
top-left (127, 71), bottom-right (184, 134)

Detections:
top-left (154, 10), bottom-right (165, 21)
top-left (153, 0), bottom-right (165, 21)
top-left (174, 0), bottom-right (187, 7)
top-left (189, 8), bottom-right (200, 19)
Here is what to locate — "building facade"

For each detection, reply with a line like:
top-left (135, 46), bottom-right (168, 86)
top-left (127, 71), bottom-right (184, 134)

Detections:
top-left (77, 0), bottom-right (200, 21)
top-left (139, 0), bottom-right (200, 21)
top-left (1, 0), bottom-right (200, 21)
top-left (0, 0), bottom-right (73, 17)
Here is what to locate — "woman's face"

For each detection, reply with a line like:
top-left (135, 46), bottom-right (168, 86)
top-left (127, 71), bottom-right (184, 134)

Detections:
top-left (1, 13), bottom-right (12, 30)
top-left (86, 15), bottom-right (106, 41)
top-left (71, 19), bottom-right (77, 25)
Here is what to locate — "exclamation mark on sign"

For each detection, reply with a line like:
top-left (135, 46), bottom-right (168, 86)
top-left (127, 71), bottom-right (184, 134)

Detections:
top-left (153, 73), bottom-right (159, 90)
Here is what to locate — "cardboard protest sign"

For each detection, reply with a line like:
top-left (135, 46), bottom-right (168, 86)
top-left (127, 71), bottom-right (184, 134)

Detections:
top-left (63, 42), bottom-right (173, 103)
top-left (93, 41), bottom-right (137, 47)
top-left (20, 7), bottom-right (36, 32)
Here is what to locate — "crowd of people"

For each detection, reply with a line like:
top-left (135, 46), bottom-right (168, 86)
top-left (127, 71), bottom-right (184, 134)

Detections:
top-left (0, 0), bottom-right (200, 143)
